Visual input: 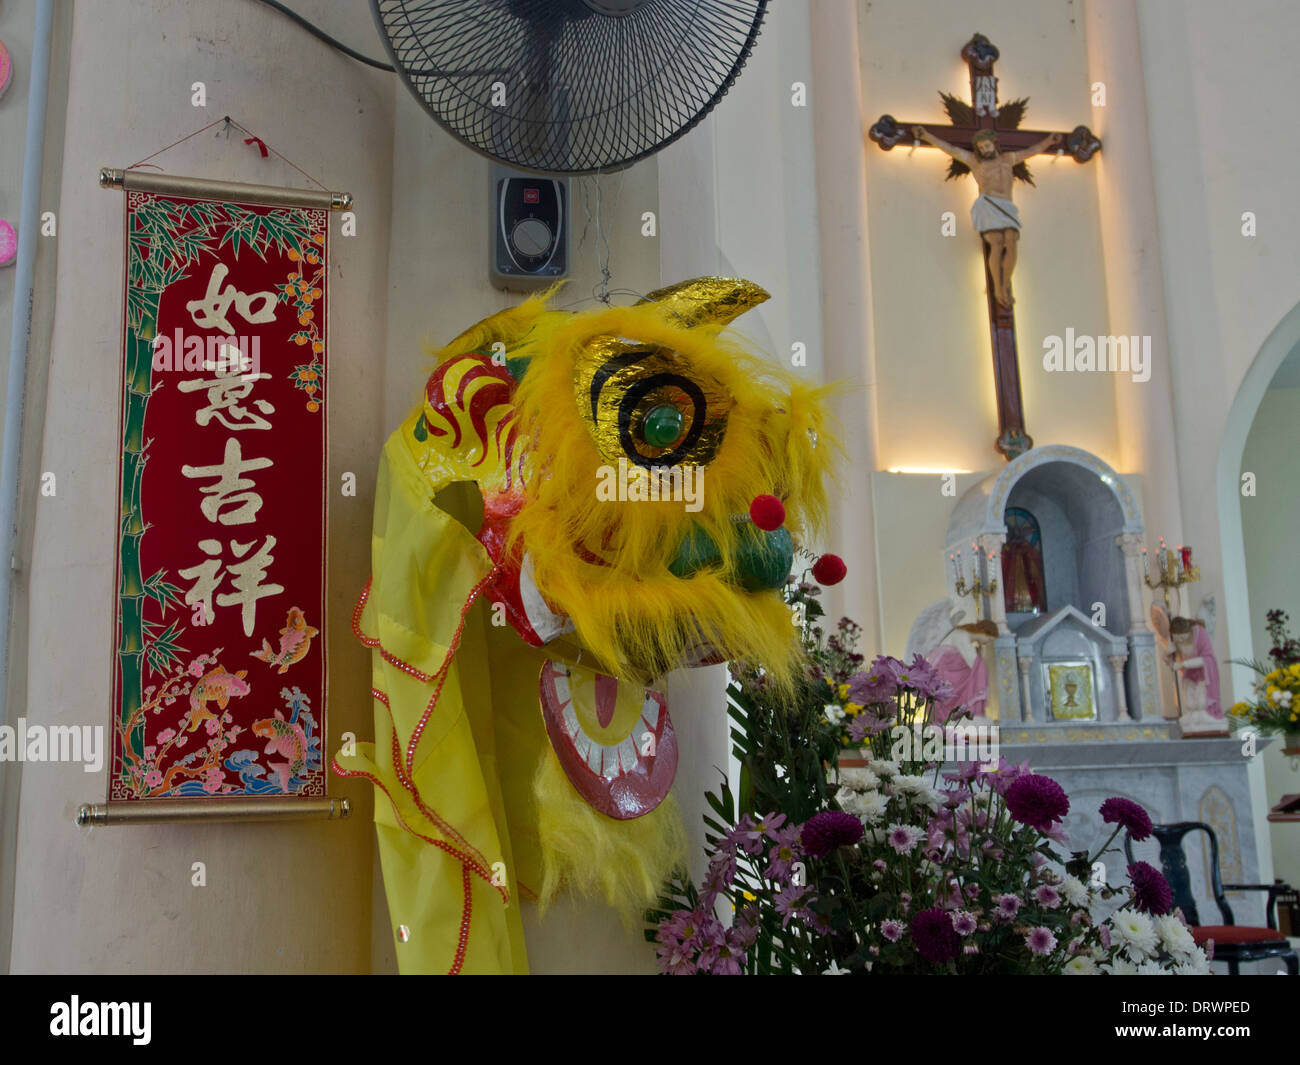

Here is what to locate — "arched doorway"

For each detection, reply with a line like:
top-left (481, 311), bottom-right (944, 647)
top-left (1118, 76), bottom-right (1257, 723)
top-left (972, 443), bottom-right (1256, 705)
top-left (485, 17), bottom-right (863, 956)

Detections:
top-left (1216, 299), bottom-right (1300, 894)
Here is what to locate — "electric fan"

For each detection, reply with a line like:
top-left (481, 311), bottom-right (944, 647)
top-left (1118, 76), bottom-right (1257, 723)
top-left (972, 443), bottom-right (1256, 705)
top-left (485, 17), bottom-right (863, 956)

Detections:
top-left (372, 0), bottom-right (768, 175)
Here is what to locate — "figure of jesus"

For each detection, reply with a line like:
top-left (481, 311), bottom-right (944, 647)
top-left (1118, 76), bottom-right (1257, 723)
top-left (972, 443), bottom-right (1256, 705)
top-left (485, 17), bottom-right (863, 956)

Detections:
top-left (911, 126), bottom-right (1062, 307)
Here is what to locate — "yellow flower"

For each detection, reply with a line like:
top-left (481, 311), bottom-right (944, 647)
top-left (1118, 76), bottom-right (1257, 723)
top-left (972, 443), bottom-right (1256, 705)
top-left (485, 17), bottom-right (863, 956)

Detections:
top-left (844, 701), bottom-right (863, 717)
top-left (742, 890), bottom-right (756, 903)
top-left (837, 682), bottom-right (850, 702)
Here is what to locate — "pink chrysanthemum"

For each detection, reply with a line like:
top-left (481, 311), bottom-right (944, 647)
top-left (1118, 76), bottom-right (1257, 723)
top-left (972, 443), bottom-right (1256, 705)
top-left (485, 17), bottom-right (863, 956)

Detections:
top-left (1025, 926), bottom-right (1058, 957)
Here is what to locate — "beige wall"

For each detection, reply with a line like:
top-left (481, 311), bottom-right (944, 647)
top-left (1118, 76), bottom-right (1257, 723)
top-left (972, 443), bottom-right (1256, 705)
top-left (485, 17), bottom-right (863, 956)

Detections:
top-left (9, 0), bottom-right (391, 973)
top-left (1240, 386), bottom-right (1300, 889)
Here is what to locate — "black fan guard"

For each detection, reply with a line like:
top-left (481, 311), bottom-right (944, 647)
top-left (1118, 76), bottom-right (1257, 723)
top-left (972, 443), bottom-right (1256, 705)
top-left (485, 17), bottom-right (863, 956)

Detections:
top-left (372, 0), bottom-right (768, 175)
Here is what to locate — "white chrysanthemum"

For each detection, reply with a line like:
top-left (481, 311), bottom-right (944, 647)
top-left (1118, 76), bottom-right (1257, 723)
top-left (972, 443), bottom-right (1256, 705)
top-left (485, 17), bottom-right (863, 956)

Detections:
top-left (1101, 956), bottom-right (1137, 975)
top-left (867, 758), bottom-right (900, 779)
top-left (1155, 913), bottom-right (1196, 958)
top-left (1172, 946), bottom-right (1211, 975)
top-left (823, 703), bottom-right (846, 724)
top-left (891, 774), bottom-right (931, 796)
top-left (855, 792), bottom-right (890, 825)
top-left (1061, 875), bottom-right (1090, 908)
top-left (1136, 959), bottom-right (1171, 975)
top-left (1063, 954), bottom-right (1098, 975)
top-left (1109, 909), bottom-right (1158, 958)
top-left (837, 767), bottom-right (880, 791)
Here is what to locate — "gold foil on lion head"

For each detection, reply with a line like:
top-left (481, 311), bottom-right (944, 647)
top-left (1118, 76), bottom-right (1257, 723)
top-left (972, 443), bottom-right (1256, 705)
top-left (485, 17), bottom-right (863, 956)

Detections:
top-left (499, 277), bottom-right (838, 689)
top-left (573, 279), bottom-right (769, 469)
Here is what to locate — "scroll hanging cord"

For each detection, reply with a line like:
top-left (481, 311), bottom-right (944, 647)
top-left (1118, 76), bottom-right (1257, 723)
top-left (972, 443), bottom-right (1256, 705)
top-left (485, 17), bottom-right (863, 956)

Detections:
top-left (125, 115), bottom-right (330, 192)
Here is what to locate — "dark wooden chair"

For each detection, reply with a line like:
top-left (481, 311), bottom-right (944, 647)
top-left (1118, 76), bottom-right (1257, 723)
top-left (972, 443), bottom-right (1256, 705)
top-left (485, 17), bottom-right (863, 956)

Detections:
top-left (1125, 821), bottom-right (1297, 975)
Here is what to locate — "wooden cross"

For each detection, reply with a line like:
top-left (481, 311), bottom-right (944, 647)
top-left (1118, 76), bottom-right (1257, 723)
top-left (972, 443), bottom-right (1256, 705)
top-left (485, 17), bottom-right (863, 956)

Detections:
top-left (869, 33), bottom-right (1100, 461)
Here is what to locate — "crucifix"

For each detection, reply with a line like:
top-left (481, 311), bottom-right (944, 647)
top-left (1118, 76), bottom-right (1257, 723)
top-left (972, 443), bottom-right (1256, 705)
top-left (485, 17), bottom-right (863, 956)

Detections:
top-left (869, 33), bottom-right (1100, 461)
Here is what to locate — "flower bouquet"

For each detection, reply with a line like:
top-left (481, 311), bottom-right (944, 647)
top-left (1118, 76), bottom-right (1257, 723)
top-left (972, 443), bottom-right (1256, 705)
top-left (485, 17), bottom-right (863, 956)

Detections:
top-left (1229, 609), bottom-right (1300, 744)
top-left (647, 579), bottom-right (1210, 975)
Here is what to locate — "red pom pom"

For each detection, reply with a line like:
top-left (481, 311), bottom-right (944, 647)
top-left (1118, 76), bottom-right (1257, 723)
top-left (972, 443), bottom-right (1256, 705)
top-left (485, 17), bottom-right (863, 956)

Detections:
top-left (749, 494), bottom-right (786, 531)
top-left (811, 553), bottom-right (847, 586)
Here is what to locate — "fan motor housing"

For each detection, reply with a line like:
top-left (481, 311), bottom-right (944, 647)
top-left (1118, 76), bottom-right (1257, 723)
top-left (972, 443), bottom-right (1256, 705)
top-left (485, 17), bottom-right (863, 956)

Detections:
top-left (491, 164), bottom-right (569, 291)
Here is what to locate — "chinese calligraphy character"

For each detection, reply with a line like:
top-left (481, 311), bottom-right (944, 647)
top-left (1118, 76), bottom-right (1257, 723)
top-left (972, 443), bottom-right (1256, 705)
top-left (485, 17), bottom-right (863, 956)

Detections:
top-left (186, 263), bottom-right (278, 334)
top-left (179, 537), bottom-right (285, 637)
top-left (178, 347), bottom-right (275, 431)
top-left (181, 438), bottom-right (273, 526)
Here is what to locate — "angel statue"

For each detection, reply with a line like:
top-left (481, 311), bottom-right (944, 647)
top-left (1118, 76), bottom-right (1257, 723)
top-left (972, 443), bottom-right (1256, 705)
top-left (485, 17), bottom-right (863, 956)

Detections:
top-left (906, 600), bottom-right (998, 722)
top-left (1151, 596), bottom-right (1226, 736)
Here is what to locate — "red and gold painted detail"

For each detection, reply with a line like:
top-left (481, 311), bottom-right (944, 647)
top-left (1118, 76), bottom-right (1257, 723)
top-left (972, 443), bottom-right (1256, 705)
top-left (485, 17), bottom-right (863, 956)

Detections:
top-left (538, 659), bottom-right (677, 821)
top-left (421, 353), bottom-right (523, 484)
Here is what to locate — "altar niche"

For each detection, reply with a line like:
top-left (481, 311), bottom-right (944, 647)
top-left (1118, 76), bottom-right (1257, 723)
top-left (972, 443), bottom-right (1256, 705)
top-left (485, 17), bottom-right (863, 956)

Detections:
top-left (942, 445), bottom-right (1161, 729)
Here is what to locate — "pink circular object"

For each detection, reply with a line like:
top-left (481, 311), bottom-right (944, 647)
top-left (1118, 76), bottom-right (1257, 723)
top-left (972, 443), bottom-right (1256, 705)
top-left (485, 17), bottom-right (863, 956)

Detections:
top-left (0, 41), bottom-right (11, 99)
top-left (0, 220), bottom-right (15, 267)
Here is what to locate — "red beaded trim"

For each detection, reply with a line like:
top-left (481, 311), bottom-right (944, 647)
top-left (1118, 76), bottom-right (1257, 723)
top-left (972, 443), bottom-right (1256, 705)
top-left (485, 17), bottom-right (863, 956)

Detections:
top-left (404, 570), bottom-right (496, 777)
top-left (368, 688), bottom-right (490, 873)
top-left (343, 578), bottom-right (508, 898)
top-left (450, 864), bottom-right (472, 975)
top-left (333, 756), bottom-right (494, 974)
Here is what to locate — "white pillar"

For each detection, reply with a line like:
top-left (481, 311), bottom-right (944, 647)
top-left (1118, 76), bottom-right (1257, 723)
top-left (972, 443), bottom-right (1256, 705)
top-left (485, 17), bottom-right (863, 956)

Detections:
top-left (1115, 532), bottom-right (1149, 634)
top-left (1109, 654), bottom-right (1132, 721)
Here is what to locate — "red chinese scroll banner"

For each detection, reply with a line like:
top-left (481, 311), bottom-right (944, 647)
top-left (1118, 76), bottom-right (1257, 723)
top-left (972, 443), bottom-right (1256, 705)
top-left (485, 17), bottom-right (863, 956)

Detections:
top-left (106, 174), bottom-right (336, 810)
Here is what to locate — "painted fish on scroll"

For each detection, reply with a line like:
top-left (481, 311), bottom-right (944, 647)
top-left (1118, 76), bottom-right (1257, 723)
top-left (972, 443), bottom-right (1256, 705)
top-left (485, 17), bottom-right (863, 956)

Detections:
top-left (250, 606), bottom-right (319, 674)
top-left (187, 665), bottom-right (250, 732)
top-left (253, 709), bottom-right (309, 793)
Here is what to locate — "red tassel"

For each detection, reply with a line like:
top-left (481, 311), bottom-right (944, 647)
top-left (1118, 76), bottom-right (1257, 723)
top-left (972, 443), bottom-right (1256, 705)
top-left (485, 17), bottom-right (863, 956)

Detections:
top-left (243, 135), bottom-right (269, 158)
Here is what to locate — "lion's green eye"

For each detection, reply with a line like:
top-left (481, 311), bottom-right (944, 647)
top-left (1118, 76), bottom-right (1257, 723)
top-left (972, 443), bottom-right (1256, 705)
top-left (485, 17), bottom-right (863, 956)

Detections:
top-left (641, 403), bottom-right (685, 448)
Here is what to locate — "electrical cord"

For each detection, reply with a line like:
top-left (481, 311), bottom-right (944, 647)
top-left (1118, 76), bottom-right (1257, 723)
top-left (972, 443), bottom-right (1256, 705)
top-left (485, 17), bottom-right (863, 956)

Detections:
top-left (251, 0), bottom-right (395, 71)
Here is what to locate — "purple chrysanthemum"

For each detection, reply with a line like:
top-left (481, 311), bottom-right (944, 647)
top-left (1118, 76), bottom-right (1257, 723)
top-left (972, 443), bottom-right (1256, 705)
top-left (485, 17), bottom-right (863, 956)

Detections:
top-left (801, 810), bottom-right (865, 859)
top-left (1033, 884), bottom-right (1061, 910)
top-left (887, 823), bottom-right (924, 855)
top-left (1004, 773), bottom-right (1070, 832)
top-left (1025, 926), bottom-right (1058, 956)
top-left (951, 910), bottom-right (977, 936)
top-left (910, 906), bottom-right (962, 963)
top-left (1128, 861), bottom-right (1174, 915)
top-left (765, 825), bottom-right (803, 882)
top-left (1100, 797), bottom-right (1154, 842)
top-left (848, 662), bottom-right (898, 705)
top-left (880, 918), bottom-right (905, 942)
top-left (994, 894), bottom-right (1020, 921)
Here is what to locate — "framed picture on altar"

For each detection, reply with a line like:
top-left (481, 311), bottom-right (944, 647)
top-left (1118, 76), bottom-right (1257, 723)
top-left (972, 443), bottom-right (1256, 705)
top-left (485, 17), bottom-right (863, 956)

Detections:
top-left (1045, 661), bottom-right (1096, 721)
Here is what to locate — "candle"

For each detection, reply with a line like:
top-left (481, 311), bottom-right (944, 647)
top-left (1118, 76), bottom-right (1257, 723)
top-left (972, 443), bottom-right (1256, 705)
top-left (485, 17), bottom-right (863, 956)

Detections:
top-left (1180, 545), bottom-right (1192, 571)
top-left (1142, 546), bottom-right (1149, 578)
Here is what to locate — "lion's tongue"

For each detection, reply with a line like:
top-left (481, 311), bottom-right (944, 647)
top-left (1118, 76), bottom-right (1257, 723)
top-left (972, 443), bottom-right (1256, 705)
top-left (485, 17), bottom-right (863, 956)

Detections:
top-left (594, 672), bottom-right (618, 728)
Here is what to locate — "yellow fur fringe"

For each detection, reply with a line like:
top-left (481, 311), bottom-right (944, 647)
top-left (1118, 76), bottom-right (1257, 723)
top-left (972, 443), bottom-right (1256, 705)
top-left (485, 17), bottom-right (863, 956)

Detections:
top-left (505, 300), bottom-right (843, 690)
top-left (534, 747), bottom-right (688, 923)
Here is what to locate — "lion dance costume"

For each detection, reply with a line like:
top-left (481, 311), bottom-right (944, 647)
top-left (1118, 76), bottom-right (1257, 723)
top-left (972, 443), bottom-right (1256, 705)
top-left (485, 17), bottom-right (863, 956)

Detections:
top-left (334, 278), bottom-right (837, 973)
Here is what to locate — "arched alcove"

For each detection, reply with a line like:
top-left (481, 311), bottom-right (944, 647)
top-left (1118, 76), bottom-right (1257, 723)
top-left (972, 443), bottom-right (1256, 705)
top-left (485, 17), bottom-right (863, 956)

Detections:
top-left (944, 445), bottom-right (1156, 723)
top-left (1216, 299), bottom-right (1300, 896)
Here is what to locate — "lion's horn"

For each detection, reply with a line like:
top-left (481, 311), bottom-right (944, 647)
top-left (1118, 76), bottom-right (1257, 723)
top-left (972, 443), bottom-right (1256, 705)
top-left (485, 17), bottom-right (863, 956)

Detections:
top-left (637, 276), bottom-right (770, 328)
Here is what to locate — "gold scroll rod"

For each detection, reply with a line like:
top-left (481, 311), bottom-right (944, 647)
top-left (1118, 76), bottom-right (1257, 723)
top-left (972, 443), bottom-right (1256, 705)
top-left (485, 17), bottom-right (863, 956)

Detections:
top-left (99, 168), bottom-right (352, 211)
top-left (76, 797), bottom-right (351, 827)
